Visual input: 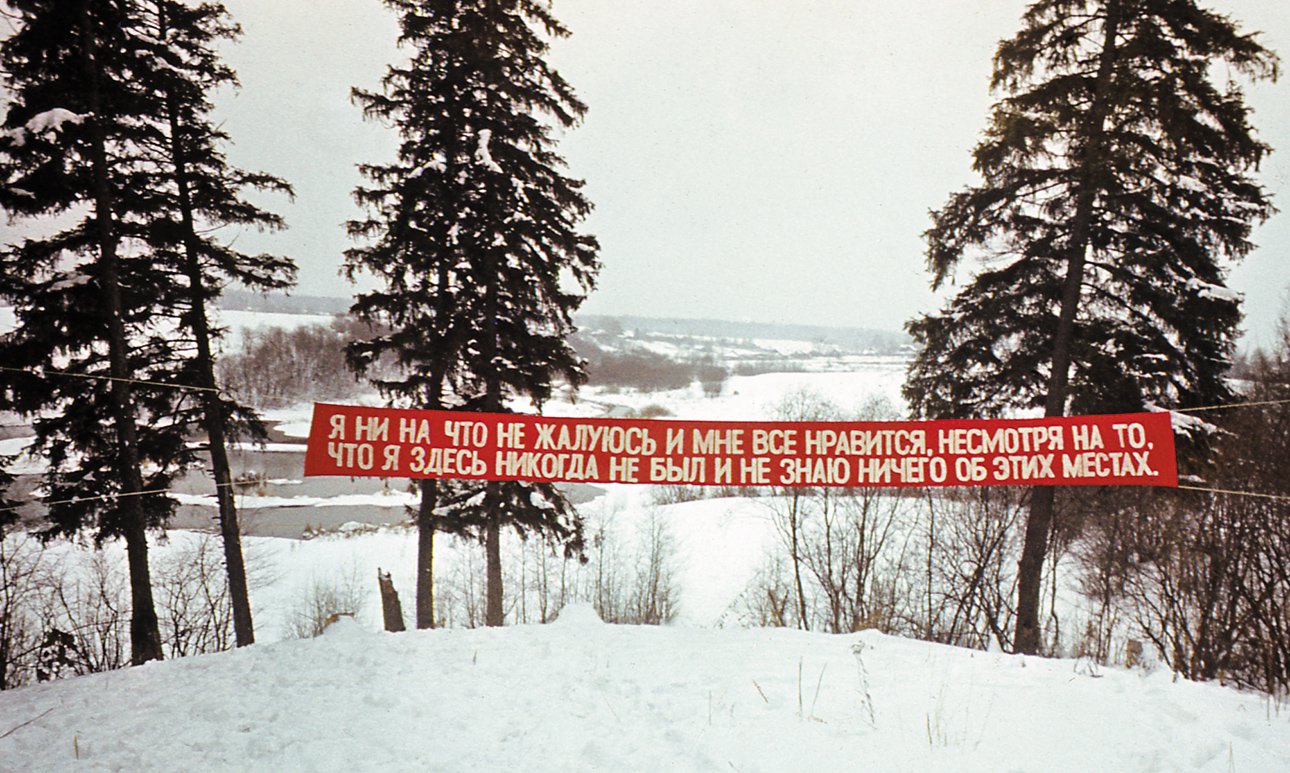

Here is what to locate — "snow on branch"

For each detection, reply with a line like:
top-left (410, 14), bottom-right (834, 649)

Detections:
top-left (2, 108), bottom-right (88, 147)
top-left (1185, 278), bottom-right (1242, 304)
top-left (475, 129), bottom-right (503, 173)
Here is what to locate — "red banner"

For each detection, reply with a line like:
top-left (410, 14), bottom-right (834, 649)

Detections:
top-left (303, 403), bottom-right (1177, 489)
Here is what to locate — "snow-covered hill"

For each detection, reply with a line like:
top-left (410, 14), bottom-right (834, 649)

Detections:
top-left (2, 607), bottom-right (1287, 772)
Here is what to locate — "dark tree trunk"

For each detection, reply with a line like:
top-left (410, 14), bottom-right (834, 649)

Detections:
top-left (416, 479), bottom-right (437, 629)
top-left (1013, 0), bottom-right (1122, 656)
top-left (789, 494), bottom-right (809, 630)
top-left (482, 353), bottom-right (504, 627)
top-left (484, 492), bottom-right (503, 627)
top-left (482, 199), bottom-right (505, 628)
top-left (161, 68), bottom-right (256, 646)
top-left (415, 356), bottom-right (450, 629)
top-left (79, 0), bottom-right (162, 665)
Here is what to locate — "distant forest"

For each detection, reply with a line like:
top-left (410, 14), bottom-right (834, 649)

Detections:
top-left (219, 290), bottom-right (910, 353)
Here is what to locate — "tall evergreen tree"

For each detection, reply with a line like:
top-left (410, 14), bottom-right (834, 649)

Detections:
top-left (903, 0), bottom-right (1277, 654)
top-left (140, 0), bottom-right (296, 647)
top-left (346, 0), bottom-right (598, 627)
top-left (2, 0), bottom-right (290, 654)
top-left (0, 0), bottom-right (183, 664)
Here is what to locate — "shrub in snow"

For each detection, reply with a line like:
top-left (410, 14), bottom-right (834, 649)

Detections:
top-left (288, 568), bottom-right (367, 639)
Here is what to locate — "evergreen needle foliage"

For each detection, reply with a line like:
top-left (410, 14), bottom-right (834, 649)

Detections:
top-left (0, 0), bottom-right (293, 658)
top-left (346, 0), bottom-right (599, 627)
top-left (903, 0), bottom-right (1278, 654)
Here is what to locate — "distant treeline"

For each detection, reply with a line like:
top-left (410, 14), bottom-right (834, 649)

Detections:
top-left (579, 314), bottom-right (909, 354)
top-left (217, 292), bottom-right (909, 355)
top-left (569, 334), bottom-right (727, 395)
top-left (221, 289), bottom-right (351, 316)
top-left (217, 318), bottom-right (366, 408)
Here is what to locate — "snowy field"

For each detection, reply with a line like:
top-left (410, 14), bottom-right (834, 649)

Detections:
top-left (2, 604), bottom-right (1288, 772)
top-left (581, 367), bottom-right (908, 421)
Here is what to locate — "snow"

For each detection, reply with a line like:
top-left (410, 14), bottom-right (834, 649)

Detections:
top-left (591, 488), bottom-right (776, 625)
top-left (26, 108), bottom-right (88, 134)
top-left (750, 337), bottom-right (819, 355)
top-left (0, 435), bottom-right (44, 475)
top-left (1152, 406), bottom-right (1218, 439)
top-left (268, 420), bottom-right (312, 439)
top-left (476, 128), bottom-right (504, 173)
top-left (552, 601), bottom-right (602, 625)
top-left (2, 601), bottom-right (1287, 772)
top-left (571, 367), bottom-right (907, 423)
top-left (1, 108), bottom-right (86, 147)
top-left (228, 441), bottom-right (310, 454)
top-left (1186, 278), bottom-right (1243, 304)
top-left (242, 361), bottom-right (907, 437)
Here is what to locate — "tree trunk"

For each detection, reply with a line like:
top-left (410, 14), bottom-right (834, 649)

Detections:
top-left (481, 171), bottom-right (505, 626)
top-left (484, 482), bottom-right (504, 626)
top-left (161, 71), bottom-right (256, 646)
top-left (416, 479), bottom-right (437, 628)
top-left (1013, 1), bottom-right (1122, 656)
top-left (789, 493), bottom-right (809, 630)
top-left (79, 0), bottom-right (163, 665)
top-left (482, 370), bottom-right (505, 627)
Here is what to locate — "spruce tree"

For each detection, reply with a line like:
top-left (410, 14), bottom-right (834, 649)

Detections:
top-left (2, 1), bottom-right (292, 652)
top-left (0, 0), bottom-right (182, 664)
top-left (904, 0), bottom-right (1277, 654)
top-left (347, 0), bottom-right (598, 627)
top-left (141, 0), bottom-right (296, 647)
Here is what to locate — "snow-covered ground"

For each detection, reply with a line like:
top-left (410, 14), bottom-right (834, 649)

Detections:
top-left (6, 492), bottom-right (1290, 770)
top-left (6, 308), bottom-right (1290, 770)
top-left (580, 367), bottom-right (908, 421)
top-left (119, 488), bottom-right (777, 637)
top-left (0, 435), bottom-right (44, 475)
top-left (2, 603), bottom-right (1287, 772)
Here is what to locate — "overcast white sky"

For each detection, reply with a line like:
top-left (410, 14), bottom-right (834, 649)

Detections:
top-left (213, 0), bottom-right (1290, 345)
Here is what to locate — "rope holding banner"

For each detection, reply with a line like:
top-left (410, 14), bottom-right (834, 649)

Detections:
top-left (0, 364), bottom-right (221, 394)
top-left (0, 479), bottom-right (245, 516)
top-left (1176, 485), bottom-right (1290, 503)
top-left (1169, 397), bottom-right (1290, 413)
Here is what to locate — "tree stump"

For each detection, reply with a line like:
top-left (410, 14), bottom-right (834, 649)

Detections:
top-left (377, 569), bottom-right (406, 633)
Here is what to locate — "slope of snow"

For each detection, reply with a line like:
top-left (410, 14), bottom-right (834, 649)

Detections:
top-left (1, 609), bottom-right (1287, 772)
